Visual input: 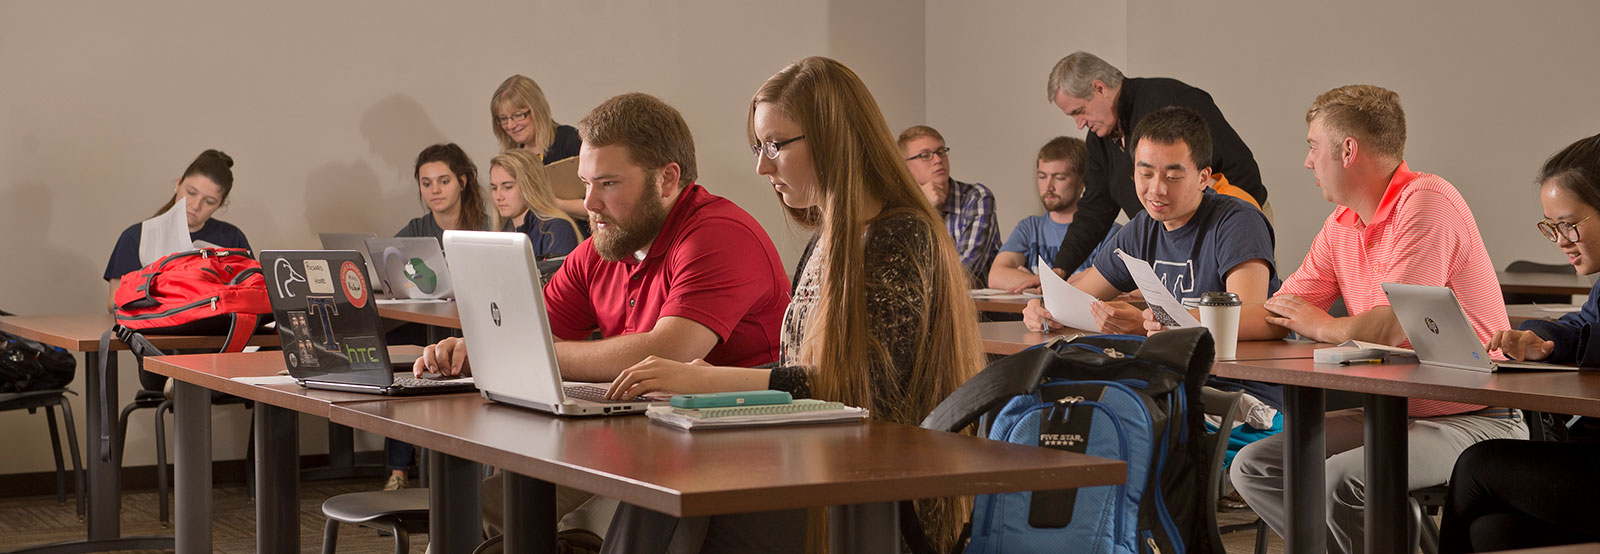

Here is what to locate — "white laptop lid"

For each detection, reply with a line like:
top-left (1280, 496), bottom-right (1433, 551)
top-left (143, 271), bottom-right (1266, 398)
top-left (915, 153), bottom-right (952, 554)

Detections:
top-left (444, 231), bottom-right (658, 415)
top-left (318, 232), bottom-right (384, 294)
top-left (1383, 282), bottom-right (1576, 372)
top-left (364, 237), bottom-right (454, 300)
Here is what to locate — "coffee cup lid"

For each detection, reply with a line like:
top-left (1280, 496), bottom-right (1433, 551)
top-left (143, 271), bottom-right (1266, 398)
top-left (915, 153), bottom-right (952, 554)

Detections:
top-left (1199, 291), bottom-right (1242, 306)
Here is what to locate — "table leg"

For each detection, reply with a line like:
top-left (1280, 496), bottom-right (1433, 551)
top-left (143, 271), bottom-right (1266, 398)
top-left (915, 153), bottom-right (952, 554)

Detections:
top-left (83, 350), bottom-right (118, 541)
top-left (827, 502), bottom-right (899, 554)
top-left (1364, 394), bottom-right (1408, 554)
top-left (299, 422), bottom-right (385, 481)
top-left (503, 472), bottom-right (556, 554)
top-left (173, 380), bottom-right (212, 553)
top-left (428, 450), bottom-right (483, 554)
top-left (255, 403), bottom-right (300, 554)
top-left (1283, 385), bottom-right (1326, 553)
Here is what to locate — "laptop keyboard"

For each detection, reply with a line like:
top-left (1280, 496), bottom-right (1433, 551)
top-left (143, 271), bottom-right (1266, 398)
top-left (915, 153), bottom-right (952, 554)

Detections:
top-left (565, 384), bottom-right (649, 404)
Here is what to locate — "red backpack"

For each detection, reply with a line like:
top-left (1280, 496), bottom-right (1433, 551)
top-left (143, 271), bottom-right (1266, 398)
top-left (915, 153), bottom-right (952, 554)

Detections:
top-left (112, 247), bottom-right (271, 351)
top-left (97, 247), bottom-right (271, 461)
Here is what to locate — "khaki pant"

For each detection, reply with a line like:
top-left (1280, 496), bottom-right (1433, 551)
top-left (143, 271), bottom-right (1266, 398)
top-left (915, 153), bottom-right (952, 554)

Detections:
top-left (480, 471), bottom-right (619, 538)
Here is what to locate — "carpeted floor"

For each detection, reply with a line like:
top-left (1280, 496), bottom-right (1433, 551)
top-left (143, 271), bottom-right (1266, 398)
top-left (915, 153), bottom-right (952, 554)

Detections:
top-left (0, 481), bottom-right (1282, 553)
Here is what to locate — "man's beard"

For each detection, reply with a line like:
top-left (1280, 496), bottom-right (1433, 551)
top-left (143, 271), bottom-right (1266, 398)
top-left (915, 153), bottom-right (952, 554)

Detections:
top-left (591, 175), bottom-right (671, 262)
top-left (1041, 191), bottom-right (1077, 212)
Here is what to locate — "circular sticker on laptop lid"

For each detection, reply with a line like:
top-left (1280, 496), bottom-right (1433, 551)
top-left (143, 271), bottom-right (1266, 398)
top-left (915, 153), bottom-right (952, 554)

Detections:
top-left (340, 261), bottom-right (369, 309)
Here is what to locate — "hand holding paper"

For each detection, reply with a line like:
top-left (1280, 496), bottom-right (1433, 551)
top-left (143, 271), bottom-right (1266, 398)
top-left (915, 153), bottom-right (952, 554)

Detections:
top-left (1037, 256), bottom-right (1100, 331)
top-left (138, 197), bottom-right (195, 266)
top-left (1114, 249), bottom-right (1201, 328)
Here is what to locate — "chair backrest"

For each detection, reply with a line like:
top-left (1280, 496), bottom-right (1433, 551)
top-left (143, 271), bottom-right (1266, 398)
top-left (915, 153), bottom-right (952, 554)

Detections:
top-left (1199, 386), bottom-right (1244, 553)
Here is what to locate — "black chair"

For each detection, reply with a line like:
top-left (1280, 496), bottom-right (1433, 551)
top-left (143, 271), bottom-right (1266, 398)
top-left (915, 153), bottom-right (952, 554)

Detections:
top-left (114, 375), bottom-right (254, 527)
top-left (0, 389), bottom-right (84, 517)
top-left (320, 488), bottom-right (430, 554)
top-left (1503, 260), bottom-right (1579, 305)
top-left (1199, 387), bottom-right (1245, 554)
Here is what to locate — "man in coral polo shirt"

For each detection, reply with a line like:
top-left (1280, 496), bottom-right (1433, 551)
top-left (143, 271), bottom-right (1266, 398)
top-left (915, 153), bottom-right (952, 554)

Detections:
top-left (1229, 85), bottom-right (1526, 554)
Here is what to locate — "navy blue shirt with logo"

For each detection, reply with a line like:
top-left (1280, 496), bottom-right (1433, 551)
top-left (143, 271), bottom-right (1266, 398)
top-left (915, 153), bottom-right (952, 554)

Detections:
top-left (1090, 190), bottom-right (1284, 408)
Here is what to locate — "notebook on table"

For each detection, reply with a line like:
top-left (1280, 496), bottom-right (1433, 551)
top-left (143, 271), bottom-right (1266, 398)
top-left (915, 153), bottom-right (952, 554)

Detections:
top-left (442, 230), bottom-right (661, 417)
top-left (1383, 282), bottom-right (1581, 372)
top-left (261, 249), bottom-right (476, 395)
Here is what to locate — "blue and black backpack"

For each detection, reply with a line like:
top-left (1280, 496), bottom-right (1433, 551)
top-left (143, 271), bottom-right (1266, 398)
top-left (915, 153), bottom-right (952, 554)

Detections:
top-left (907, 327), bottom-right (1217, 554)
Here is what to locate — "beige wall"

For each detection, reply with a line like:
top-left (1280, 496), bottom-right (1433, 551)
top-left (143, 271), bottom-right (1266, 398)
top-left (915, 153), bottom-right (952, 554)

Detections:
top-left (1127, 0), bottom-right (1600, 274)
top-left (0, 0), bottom-right (922, 475)
top-left (925, 0), bottom-right (1128, 246)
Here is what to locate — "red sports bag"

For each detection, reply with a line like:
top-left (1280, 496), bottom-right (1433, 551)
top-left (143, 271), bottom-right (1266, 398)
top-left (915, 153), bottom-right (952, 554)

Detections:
top-left (112, 247), bottom-right (271, 351)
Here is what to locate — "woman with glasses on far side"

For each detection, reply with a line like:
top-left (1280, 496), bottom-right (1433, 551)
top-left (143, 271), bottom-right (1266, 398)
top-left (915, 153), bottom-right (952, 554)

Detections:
top-left (599, 56), bottom-right (984, 554)
top-left (491, 74), bottom-right (588, 234)
top-left (1439, 132), bottom-right (1600, 552)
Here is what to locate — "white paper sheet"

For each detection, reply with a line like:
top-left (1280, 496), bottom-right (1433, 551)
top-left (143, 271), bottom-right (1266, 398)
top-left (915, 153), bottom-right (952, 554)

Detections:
top-left (1037, 256), bottom-right (1101, 331)
top-left (1115, 249), bottom-right (1202, 328)
top-left (138, 197), bottom-right (194, 266)
top-left (232, 375), bottom-right (299, 386)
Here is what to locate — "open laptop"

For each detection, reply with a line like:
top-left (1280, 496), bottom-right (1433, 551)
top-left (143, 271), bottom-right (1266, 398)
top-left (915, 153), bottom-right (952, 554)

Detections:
top-left (363, 237), bottom-right (455, 300)
top-left (442, 230), bottom-right (661, 416)
top-left (1383, 282), bottom-right (1580, 372)
top-left (317, 232), bottom-right (387, 297)
top-left (262, 249), bottom-right (477, 395)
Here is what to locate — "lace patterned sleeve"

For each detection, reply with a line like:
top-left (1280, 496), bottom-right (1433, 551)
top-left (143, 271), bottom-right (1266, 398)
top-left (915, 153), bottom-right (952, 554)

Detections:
top-left (859, 211), bottom-right (936, 417)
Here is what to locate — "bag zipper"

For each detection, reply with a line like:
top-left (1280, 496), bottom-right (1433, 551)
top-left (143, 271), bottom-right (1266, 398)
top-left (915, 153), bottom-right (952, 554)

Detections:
top-left (115, 295), bottom-right (219, 321)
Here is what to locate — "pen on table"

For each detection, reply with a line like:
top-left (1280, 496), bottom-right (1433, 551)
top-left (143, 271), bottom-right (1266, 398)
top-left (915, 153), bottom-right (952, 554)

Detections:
top-left (1340, 358), bottom-right (1385, 365)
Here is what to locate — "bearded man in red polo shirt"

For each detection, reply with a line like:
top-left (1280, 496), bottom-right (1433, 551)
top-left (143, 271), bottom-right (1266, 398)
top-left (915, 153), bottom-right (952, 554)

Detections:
top-left (416, 92), bottom-right (790, 550)
top-left (1229, 85), bottom-right (1525, 554)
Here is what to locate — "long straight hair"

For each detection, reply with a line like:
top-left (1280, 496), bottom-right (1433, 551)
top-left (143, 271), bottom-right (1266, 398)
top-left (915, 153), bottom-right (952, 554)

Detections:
top-left (155, 149), bottom-right (235, 216)
top-left (489, 149), bottom-right (577, 232)
top-left (413, 143), bottom-right (488, 231)
top-left (491, 75), bottom-right (560, 154)
top-left (749, 56), bottom-right (983, 553)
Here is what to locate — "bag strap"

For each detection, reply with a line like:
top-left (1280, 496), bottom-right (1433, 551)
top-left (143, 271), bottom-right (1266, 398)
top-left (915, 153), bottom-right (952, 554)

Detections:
top-left (98, 325), bottom-right (168, 462)
top-left (919, 344), bottom-right (1055, 432)
top-left (1135, 327), bottom-right (1215, 379)
top-left (221, 313), bottom-right (259, 353)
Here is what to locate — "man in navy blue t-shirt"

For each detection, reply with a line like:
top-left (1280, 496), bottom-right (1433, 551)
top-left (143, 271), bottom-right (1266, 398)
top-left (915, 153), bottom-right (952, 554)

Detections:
top-left (1025, 105), bottom-right (1287, 439)
top-left (1025, 106), bottom-right (1279, 336)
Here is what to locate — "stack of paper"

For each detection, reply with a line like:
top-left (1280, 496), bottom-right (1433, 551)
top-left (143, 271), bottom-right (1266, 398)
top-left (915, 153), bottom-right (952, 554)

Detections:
top-left (1313, 340), bottom-right (1418, 364)
top-left (646, 399), bottom-right (868, 430)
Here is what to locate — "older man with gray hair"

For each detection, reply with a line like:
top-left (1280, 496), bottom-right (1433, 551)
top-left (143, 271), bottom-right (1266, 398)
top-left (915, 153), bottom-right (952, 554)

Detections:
top-left (1045, 51), bottom-right (1270, 276)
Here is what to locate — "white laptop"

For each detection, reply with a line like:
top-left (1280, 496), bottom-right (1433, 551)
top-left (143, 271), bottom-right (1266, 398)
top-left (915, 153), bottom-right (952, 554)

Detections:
top-left (318, 232), bottom-right (387, 296)
top-left (442, 230), bottom-right (662, 416)
top-left (363, 237), bottom-right (454, 300)
top-left (1382, 282), bottom-right (1579, 372)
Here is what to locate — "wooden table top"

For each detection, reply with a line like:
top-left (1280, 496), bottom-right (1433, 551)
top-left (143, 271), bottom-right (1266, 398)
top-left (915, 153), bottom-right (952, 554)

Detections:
top-left (375, 301), bottom-right (462, 329)
top-left (1498, 271), bottom-right (1595, 296)
top-left (143, 347), bottom-right (436, 418)
top-left (1213, 358), bottom-right (1600, 418)
top-left (972, 295), bottom-right (1033, 314)
top-left (977, 320), bottom-right (1322, 360)
top-left (329, 394), bottom-right (1126, 518)
top-left (0, 313), bottom-right (279, 352)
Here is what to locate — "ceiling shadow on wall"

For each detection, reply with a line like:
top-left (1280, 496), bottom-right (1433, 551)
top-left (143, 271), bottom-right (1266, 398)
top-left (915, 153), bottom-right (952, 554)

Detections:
top-left (359, 94), bottom-right (447, 173)
top-left (303, 161), bottom-right (390, 236)
top-left (1, 182), bottom-right (103, 314)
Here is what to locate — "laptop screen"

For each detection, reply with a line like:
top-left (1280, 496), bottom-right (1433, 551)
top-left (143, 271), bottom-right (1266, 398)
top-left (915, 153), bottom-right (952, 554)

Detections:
top-left (262, 250), bottom-right (394, 387)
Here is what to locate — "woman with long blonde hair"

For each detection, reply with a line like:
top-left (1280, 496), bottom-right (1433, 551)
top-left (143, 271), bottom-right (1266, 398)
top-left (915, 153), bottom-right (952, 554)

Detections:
top-left (488, 149), bottom-right (580, 259)
top-left (603, 56), bottom-right (984, 553)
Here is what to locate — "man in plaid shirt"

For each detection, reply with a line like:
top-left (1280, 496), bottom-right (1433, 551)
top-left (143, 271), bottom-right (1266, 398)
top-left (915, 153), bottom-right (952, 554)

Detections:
top-left (898, 125), bottom-right (999, 286)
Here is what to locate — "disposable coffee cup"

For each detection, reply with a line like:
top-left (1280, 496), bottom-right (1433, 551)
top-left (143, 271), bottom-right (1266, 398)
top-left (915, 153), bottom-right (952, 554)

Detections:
top-left (1198, 291), bottom-right (1243, 359)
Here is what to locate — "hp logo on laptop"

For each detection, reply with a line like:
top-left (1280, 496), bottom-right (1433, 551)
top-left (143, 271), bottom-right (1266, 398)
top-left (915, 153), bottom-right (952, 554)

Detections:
top-left (490, 302), bottom-right (502, 327)
top-left (1425, 317), bottom-right (1439, 334)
